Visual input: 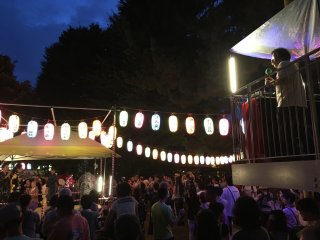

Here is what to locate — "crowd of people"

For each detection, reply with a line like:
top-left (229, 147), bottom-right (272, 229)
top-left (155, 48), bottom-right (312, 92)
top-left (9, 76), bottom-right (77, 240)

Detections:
top-left (1, 165), bottom-right (320, 240)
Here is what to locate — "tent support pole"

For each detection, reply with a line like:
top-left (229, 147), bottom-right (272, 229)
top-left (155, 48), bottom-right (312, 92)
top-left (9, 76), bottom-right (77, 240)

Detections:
top-left (111, 107), bottom-right (117, 196)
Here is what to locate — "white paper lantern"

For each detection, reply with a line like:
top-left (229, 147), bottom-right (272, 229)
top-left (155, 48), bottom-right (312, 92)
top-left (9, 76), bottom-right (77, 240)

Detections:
top-left (0, 128), bottom-right (7, 142)
top-left (194, 155), bottom-right (200, 165)
top-left (119, 110), bottom-right (129, 127)
top-left (215, 157), bottom-right (220, 165)
top-left (151, 113), bottom-right (161, 131)
top-left (167, 152), bottom-right (173, 162)
top-left (108, 125), bottom-right (117, 139)
top-left (116, 137), bottom-right (123, 148)
top-left (100, 131), bottom-right (108, 146)
top-left (61, 123), bottom-right (71, 140)
top-left (185, 116), bottom-right (195, 134)
top-left (26, 163), bottom-right (32, 170)
top-left (145, 147), bottom-right (151, 158)
top-left (152, 149), bottom-right (158, 159)
top-left (205, 156), bottom-right (211, 165)
top-left (200, 155), bottom-right (205, 165)
top-left (174, 153), bottom-right (180, 164)
top-left (78, 122), bottom-right (88, 139)
top-left (204, 117), bottom-right (214, 135)
top-left (134, 112), bottom-right (144, 128)
top-left (219, 118), bottom-right (229, 136)
top-left (136, 144), bottom-right (143, 155)
top-left (27, 120), bottom-right (38, 138)
top-left (44, 123), bottom-right (54, 140)
top-left (92, 120), bottom-right (102, 136)
top-left (88, 130), bottom-right (95, 140)
top-left (7, 130), bottom-right (13, 140)
top-left (181, 155), bottom-right (186, 164)
top-left (211, 157), bottom-right (215, 165)
top-left (168, 115), bottom-right (178, 132)
top-left (127, 140), bottom-right (133, 152)
top-left (9, 114), bottom-right (19, 133)
top-left (160, 151), bottom-right (166, 161)
top-left (187, 155), bottom-right (193, 164)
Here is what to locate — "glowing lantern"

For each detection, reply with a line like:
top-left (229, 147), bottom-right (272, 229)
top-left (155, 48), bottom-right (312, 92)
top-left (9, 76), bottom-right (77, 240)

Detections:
top-left (119, 110), bottom-right (129, 127)
top-left (44, 123), bottom-right (54, 140)
top-left (174, 153), bottom-right (180, 164)
top-left (229, 155), bottom-right (233, 163)
top-left (116, 137), bottom-right (123, 148)
top-left (151, 113), bottom-right (161, 131)
top-left (136, 144), bottom-right (143, 155)
top-left (152, 149), bottom-right (158, 159)
top-left (181, 155), bottom-right (186, 164)
top-left (27, 120), bottom-right (38, 138)
top-left (219, 118), bottom-right (229, 136)
top-left (0, 128), bottom-right (7, 142)
top-left (21, 163), bottom-right (25, 170)
top-left (211, 157), bottom-right (215, 165)
top-left (160, 151), bottom-right (166, 161)
top-left (204, 117), bottom-right (214, 135)
top-left (145, 147), bottom-right (151, 158)
top-left (185, 116), bottom-right (195, 134)
top-left (215, 157), bottom-right (220, 165)
top-left (187, 155), bottom-right (193, 164)
top-left (108, 125), bottom-right (117, 139)
top-left (100, 131), bottom-right (108, 147)
top-left (92, 120), bottom-right (102, 136)
top-left (194, 155), bottom-right (199, 165)
top-left (88, 131), bottom-right (95, 140)
top-left (7, 130), bottom-right (13, 140)
top-left (134, 112), bottom-right (144, 128)
top-left (27, 163), bottom-right (31, 170)
top-left (200, 156), bottom-right (205, 165)
top-left (127, 140), bottom-right (133, 152)
top-left (78, 122), bottom-right (88, 139)
top-left (167, 153), bottom-right (173, 162)
top-left (9, 114), bottom-right (19, 133)
top-left (168, 115), bottom-right (178, 133)
top-left (205, 156), bottom-right (211, 165)
top-left (61, 123), bottom-right (71, 140)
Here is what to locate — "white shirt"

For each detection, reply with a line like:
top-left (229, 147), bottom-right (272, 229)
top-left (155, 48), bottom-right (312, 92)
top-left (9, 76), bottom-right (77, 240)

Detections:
top-left (221, 186), bottom-right (240, 217)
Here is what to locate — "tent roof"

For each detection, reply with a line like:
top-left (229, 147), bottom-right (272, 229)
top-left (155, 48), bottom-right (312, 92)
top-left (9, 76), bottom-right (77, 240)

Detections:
top-left (0, 128), bottom-right (116, 160)
top-left (231, 0), bottom-right (320, 59)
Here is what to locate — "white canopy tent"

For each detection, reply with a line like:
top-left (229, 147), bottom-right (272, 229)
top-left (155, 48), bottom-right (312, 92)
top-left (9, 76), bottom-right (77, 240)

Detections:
top-left (231, 0), bottom-right (320, 59)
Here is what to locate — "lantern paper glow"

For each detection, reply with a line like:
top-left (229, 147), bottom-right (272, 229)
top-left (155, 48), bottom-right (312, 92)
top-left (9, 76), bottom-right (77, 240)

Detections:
top-left (119, 110), bottom-right (129, 127)
top-left (152, 149), bottom-right (158, 159)
top-left (134, 112), bottom-right (144, 128)
top-left (61, 123), bottom-right (71, 140)
top-left (174, 153), bottom-right (180, 163)
top-left (160, 151), bottom-right (166, 161)
top-left (167, 153), bottom-right (173, 162)
top-left (204, 117), bottom-right (214, 135)
top-left (187, 155), bottom-right (193, 164)
top-left (0, 128), bottom-right (7, 142)
top-left (145, 147), bottom-right (151, 158)
top-left (116, 137), bottom-right (123, 148)
top-left (92, 120), bottom-right (102, 136)
top-left (194, 155), bottom-right (199, 165)
top-left (219, 118), bottom-right (229, 136)
top-left (136, 144), bottom-right (143, 155)
top-left (88, 130), bottom-right (95, 140)
top-left (27, 120), bottom-right (38, 138)
top-left (78, 122), bottom-right (88, 139)
top-left (181, 155), bottom-right (186, 164)
top-left (200, 156), bottom-right (205, 165)
top-left (168, 115), bottom-right (178, 132)
top-left (205, 156), bottom-right (211, 165)
top-left (27, 163), bottom-right (31, 170)
top-left (44, 123), bottom-right (54, 140)
top-left (211, 157), bottom-right (215, 165)
top-left (9, 114), bottom-right (19, 133)
top-left (108, 125), bottom-right (117, 140)
top-left (215, 157), bottom-right (220, 165)
top-left (185, 116), bottom-right (195, 134)
top-left (127, 140), bottom-right (133, 152)
top-left (151, 113), bottom-right (161, 131)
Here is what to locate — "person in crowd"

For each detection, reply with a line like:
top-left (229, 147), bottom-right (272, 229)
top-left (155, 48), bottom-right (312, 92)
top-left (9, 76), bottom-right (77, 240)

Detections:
top-left (195, 208), bottom-right (221, 240)
top-left (10, 163), bottom-right (24, 193)
top-left (29, 179), bottom-right (39, 210)
top-left (280, 189), bottom-right (300, 230)
top-left (47, 168), bottom-right (57, 201)
top-left (0, 162), bottom-right (11, 202)
top-left (24, 179), bottom-right (31, 195)
top-left (172, 174), bottom-right (184, 219)
top-left (232, 196), bottom-right (270, 240)
top-left (132, 184), bottom-right (147, 230)
top-left (199, 191), bottom-right (209, 210)
top-left (266, 210), bottom-right (289, 240)
top-left (114, 214), bottom-right (142, 240)
top-left (209, 202), bottom-right (229, 240)
top-left (19, 194), bottom-right (41, 238)
top-left (47, 195), bottom-right (90, 240)
top-left (185, 181), bottom-right (200, 240)
top-left (80, 194), bottom-right (99, 240)
top-left (89, 189), bottom-right (100, 212)
top-left (151, 187), bottom-right (175, 240)
top-left (214, 186), bottom-right (228, 225)
top-left (147, 181), bottom-right (160, 235)
top-left (256, 187), bottom-right (275, 226)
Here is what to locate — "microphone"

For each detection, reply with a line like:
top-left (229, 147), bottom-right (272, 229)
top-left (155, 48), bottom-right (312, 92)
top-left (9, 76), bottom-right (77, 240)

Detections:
top-left (265, 68), bottom-right (273, 76)
top-left (264, 68), bottom-right (274, 94)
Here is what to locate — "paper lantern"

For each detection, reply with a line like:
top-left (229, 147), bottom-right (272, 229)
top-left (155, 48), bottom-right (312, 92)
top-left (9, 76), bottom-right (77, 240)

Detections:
top-left (134, 112), bottom-right (144, 128)
top-left (27, 120), bottom-right (38, 138)
top-left (211, 157), bottom-right (215, 165)
top-left (200, 156), bottom-right (205, 165)
top-left (116, 137), bottom-right (123, 148)
top-left (187, 155), bottom-right (193, 164)
top-left (215, 157), bottom-right (220, 165)
top-left (108, 125), bottom-right (117, 139)
top-left (7, 130), bottom-right (13, 140)
top-left (204, 117), bottom-right (214, 135)
top-left (205, 156), bottom-right (211, 165)
top-left (119, 110), bottom-right (129, 127)
top-left (181, 155), bottom-right (186, 164)
top-left (0, 128), bottom-right (7, 142)
top-left (127, 140), bottom-right (133, 152)
top-left (88, 130), bottom-right (95, 140)
top-left (174, 153), bottom-right (180, 164)
top-left (9, 114), bottom-right (19, 133)
top-left (92, 120), bottom-right (102, 136)
top-left (185, 116), bottom-right (195, 134)
top-left (61, 123), bottom-right (71, 140)
top-left (160, 151), bottom-right (166, 161)
top-left (78, 122), bottom-right (88, 139)
top-left (152, 149), bottom-right (158, 159)
top-left (151, 113), bottom-right (161, 131)
top-left (136, 144), bottom-right (143, 155)
top-left (167, 153), bottom-right (173, 162)
top-left (100, 131), bottom-right (108, 147)
top-left (145, 147), bottom-right (151, 158)
top-left (194, 155), bottom-right (199, 165)
top-left (26, 163), bottom-right (32, 170)
top-left (219, 118), bottom-right (229, 136)
top-left (168, 115), bottom-right (178, 133)
top-left (44, 123), bottom-right (54, 140)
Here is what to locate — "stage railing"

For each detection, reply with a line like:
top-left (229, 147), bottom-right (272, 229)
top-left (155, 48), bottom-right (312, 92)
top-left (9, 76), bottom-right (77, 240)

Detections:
top-left (231, 48), bottom-right (320, 163)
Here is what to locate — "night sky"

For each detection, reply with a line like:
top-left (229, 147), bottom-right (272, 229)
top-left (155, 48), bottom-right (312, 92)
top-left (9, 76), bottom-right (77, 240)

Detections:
top-left (0, 0), bottom-right (118, 86)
